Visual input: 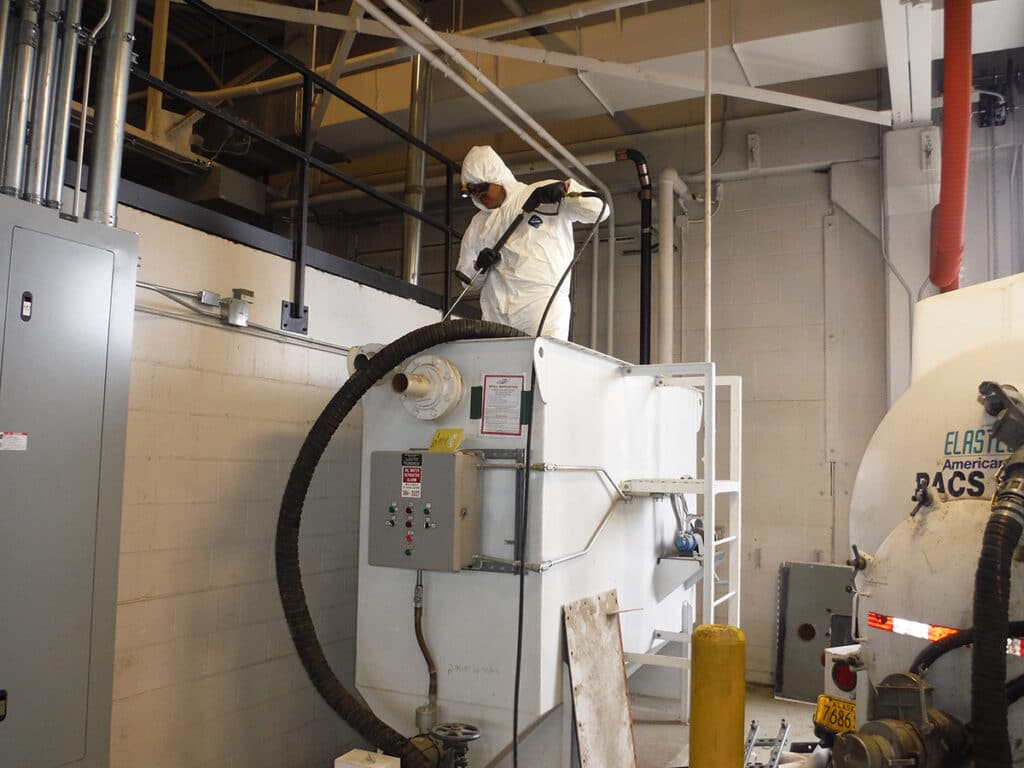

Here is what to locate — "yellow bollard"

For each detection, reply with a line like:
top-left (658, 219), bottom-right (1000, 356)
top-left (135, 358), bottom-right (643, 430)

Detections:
top-left (690, 624), bottom-right (746, 768)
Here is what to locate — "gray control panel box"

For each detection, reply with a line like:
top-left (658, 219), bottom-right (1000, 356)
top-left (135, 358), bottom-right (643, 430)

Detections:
top-left (368, 451), bottom-right (482, 572)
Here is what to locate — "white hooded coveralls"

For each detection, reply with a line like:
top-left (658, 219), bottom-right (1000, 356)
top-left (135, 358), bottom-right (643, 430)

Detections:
top-left (456, 146), bottom-right (609, 340)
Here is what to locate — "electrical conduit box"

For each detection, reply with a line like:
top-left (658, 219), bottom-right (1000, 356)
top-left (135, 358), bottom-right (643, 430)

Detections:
top-left (368, 451), bottom-right (481, 572)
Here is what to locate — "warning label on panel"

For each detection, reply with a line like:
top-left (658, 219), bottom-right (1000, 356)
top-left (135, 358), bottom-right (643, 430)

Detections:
top-left (0, 432), bottom-right (28, 451)
top-left (402, 466), bottom-right (423, 498)
top-left (481, 374), bottom-right (525, 437)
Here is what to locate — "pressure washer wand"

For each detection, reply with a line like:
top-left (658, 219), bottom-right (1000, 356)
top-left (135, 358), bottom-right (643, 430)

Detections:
top-left (442, 211), bottom-right (525, 322)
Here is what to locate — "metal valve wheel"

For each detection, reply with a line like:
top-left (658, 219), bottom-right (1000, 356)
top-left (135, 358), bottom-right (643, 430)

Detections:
top-left (430, 723), bottom-right (481, 745)
top-left (430, 723), bottom-right (481, 768)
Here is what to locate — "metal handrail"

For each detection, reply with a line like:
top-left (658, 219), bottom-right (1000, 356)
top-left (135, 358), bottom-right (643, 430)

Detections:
top-left (182, 0), bottom-right (458, 170)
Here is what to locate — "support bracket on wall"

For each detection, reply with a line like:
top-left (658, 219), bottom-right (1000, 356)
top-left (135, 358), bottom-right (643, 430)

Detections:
top-left (280, 300), bottom-right (309, 334)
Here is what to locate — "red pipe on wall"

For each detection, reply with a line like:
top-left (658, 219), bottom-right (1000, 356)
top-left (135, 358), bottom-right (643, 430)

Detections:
top-left (930, 0), bottom-right (973, 292)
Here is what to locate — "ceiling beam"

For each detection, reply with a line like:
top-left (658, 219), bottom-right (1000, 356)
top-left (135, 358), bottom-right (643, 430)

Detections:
top-left (881, 0), bottom-right (933, 128)
top-left (195, 0), bottom-right (892, 126)
top-left (907, 1), bottom-right (933, 124)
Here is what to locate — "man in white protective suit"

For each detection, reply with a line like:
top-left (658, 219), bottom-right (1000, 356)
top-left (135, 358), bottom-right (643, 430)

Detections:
top-left (455, 145), bottom-right (610, 340)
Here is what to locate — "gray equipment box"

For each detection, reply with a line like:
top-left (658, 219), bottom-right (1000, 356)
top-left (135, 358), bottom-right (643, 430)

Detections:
top-left (774, 561), bottom-right (855, 702)
top-left (368, 451), bottom-right (482, 572)
top-left (0, 200), bottom-right (137, 767)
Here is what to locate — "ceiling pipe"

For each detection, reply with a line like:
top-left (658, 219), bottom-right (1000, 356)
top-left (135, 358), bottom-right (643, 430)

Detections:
top-left (2, 0), bottom-right (41, 197)
top-left (658, 168), bottom-right (689, 365)
top-left (72, 0), bottom-right (112, 219)
top-left (402, 53), bottom-right (431, 285)
top-left (24, 0), bottom-right (62, 205)
top-left (46, 0), bottom-right (83, 209)
top-left (616, 148), bottom-right (652, 364)
top-left (181, 0), bottom-right (652, 102)
top-left (366, 0), bottom-right (618, 354)
top-left (270, 151), bottom-right (620, 210)
top-left (0, 2), bottom-right (11, 150)
top-left (930, 0), bottom-right (972, 292)
top-left (86, 0), bottom-right (138, 226)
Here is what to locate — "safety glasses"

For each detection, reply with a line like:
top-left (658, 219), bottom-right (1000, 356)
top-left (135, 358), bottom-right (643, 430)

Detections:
top-left (460, 182), bottom-right (489, 199)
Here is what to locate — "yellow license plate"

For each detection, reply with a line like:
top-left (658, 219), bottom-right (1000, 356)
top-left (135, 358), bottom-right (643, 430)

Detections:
top-left (814, 694), bottom-right (856, 734)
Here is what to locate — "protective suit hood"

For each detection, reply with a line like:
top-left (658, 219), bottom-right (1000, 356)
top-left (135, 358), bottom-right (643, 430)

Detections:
top-left (461, 145), bottom-right (519, 211)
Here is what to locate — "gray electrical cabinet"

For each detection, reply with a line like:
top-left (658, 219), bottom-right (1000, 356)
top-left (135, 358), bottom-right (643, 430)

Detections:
top-left (0, 199), bottom-right (137, 767)
top-left (368, 451), bottom-right (482, 572)
top-left (774, 561), bottom-right (855, 702)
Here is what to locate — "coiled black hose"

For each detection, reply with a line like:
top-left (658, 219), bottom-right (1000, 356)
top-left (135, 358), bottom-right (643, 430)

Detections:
top-left (276, 320), bottom-right (524, 768)
top-left (972, 460), bottom-right (1024, 768)
top-left (910, 621), bottom-right (1024, 674)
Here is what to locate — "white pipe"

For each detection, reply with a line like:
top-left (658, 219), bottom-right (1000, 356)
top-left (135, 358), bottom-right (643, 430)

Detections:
top-left (269, 151), bottom-right (620, 210)
top-left (704, 0), bottom-right (712, 364)
top-left (678, 216), bottom-right (688, 363)
top-left (357, 0), bottom-right (616, 353)
top-left (607, 227), bottom-right (615, 357)
top-left (375, 0), bottom-right (614, 204)
top-left (658, 169), bottom-right (689, 364)
top-left (591, 231), bottom-right (600, 349)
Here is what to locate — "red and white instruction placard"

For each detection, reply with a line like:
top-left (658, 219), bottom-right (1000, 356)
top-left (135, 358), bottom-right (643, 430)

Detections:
top-left (481, 374), bottom-right (525, 437)
top-left (401, 453), bottom-right (423, 498)
top-left (0, 432), bottom-right (28, 451)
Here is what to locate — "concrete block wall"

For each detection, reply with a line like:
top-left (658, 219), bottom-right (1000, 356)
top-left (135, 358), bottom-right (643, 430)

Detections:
top-left (112, 207), bottom-right (438, 768)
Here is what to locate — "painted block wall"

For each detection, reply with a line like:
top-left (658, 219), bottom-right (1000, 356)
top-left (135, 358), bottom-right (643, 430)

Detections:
top-left (112, 206), bottom-right (438, 768)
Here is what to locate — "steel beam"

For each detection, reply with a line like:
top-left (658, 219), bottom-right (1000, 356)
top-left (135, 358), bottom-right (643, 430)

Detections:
top-left (881, 0), bottom-right (932, 128)
top-left (309, 4), bottom-right (364, 137)
top-left (203, 0), bottom-right (892, 126)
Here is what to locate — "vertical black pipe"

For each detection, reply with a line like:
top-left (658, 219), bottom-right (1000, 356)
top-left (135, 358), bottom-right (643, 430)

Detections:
top-left (616, 148), bottom-right (653, 363)
top-left (293, 74), bottom-right (312, 320)
top-left (444, 164), bottom-right (453, 313)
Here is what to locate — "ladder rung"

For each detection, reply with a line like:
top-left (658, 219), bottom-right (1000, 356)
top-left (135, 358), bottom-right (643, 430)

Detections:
top-left (713, 535), bottom-right (737, 546)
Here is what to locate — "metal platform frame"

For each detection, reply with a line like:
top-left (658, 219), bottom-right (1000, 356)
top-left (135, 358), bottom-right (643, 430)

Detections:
top-left (619, 361), bottom-right (742, 722)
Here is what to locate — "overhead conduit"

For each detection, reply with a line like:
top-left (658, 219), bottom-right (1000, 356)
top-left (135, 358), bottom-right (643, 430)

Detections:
top-left (930, 0), bottom-right (972, 292)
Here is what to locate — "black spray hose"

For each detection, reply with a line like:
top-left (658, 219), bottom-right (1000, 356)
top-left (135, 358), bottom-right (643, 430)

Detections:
top-left (276, 319), bottom-right (524, 768)
top-left (910, 620), bottom-right (1024, 674)
top-left (615, 148), bottom-right (652, 364)
top-left (972, 448), bottom-right (1024, 768)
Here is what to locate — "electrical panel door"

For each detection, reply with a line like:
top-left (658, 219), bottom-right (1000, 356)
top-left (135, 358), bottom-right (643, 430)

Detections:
top-left (0, 229), bottom-right (114, 766)
top-left (368, 451), bottom-right (482, 572)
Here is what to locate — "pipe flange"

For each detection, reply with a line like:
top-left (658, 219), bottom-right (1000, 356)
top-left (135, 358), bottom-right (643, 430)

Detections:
top-left (394, 354), bottom-right (463, 421)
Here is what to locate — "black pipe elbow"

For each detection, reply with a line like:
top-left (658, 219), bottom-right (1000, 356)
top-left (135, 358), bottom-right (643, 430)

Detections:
top-left (615, 147), bottom-right (652, 193)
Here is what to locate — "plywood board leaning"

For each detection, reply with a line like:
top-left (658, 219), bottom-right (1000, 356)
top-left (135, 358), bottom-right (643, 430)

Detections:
top-left (563, 589), bottom-right (639, 768)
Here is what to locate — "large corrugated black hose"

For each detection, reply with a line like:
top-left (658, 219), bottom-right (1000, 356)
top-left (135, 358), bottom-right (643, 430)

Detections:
top-left (276, 320), bottom-right (524, 768)
top-left (972, 455), bottom-right (1024, 768)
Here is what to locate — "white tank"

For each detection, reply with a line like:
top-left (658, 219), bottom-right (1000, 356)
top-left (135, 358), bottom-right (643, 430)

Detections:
top-left (856, 499), bottom-right (1024, 761)
top-left (850, 339), bottom-right (1024, 556)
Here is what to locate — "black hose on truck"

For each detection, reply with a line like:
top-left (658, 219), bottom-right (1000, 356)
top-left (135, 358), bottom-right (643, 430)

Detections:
top-left (910, 620), bottom-right (1024, 674)
top-left (276, 320), bottom-right (524, 768)
top-left (972, 447), bottom-right (1024, 768)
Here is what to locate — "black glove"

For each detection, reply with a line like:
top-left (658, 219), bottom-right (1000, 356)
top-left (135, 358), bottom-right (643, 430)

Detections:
top-left (474, 247), bottom-right (501, 273)
top-left (523, 181), bottom-right (567, 212)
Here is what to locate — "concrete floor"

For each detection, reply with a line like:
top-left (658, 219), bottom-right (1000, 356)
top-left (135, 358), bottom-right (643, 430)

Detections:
top-left (633, 685), bottom-right (818, 768)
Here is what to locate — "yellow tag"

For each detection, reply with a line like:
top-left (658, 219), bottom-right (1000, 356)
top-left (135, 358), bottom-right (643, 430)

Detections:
top-left (428, 428), bottom-right (465, 453)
